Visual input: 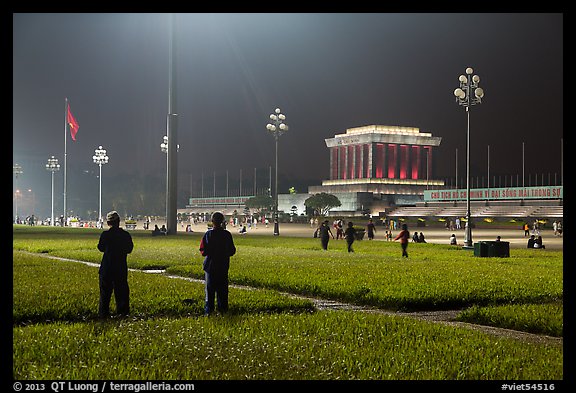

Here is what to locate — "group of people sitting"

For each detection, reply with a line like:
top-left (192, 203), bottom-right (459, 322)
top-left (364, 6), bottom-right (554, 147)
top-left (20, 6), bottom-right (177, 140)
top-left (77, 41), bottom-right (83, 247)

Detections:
top-left (527, 234), bottom-right (545, 249)
top-left (412, 232), bottom-right (426, 243)
top-left (151, 224), bottom-right (167, 236)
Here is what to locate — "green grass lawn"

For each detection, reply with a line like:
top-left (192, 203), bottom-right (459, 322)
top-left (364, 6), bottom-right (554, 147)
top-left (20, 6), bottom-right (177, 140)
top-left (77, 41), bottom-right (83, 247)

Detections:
top-left (12, 226), bottom-right (563, 380)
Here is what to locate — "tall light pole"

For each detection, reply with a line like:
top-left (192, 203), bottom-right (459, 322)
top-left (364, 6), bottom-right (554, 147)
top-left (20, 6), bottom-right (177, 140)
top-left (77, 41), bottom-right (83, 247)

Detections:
top-left (454, 67), bottom-right (484, 248)
top-left (161, 135), bottom-right (179, 225)
top-left (92, 146), bottom-right (109, 227)
top-left (13, 164), bottom-right (23, 223)
top-left (45, 156), bottom-right (60, 226)
top-left (166, 13), bottom-right (179, 235)
top-left (266, 107), bottom-right (289, 236)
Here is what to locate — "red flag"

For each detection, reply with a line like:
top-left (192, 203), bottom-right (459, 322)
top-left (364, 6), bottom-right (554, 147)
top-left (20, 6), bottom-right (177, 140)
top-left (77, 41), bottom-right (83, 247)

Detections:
top-left (67, 103), bottom-right (79, 141)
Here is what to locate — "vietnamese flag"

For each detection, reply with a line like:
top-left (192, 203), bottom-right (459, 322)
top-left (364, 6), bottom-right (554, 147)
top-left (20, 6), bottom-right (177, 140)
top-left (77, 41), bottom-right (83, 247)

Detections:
top-left (67, 103), bottom-right (79, 141)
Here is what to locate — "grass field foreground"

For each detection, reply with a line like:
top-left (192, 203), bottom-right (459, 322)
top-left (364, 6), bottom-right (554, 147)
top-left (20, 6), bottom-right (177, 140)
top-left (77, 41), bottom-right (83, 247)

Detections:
top-left (12, 226), bottom-right (563, 336)
top-left (13, 250), bottom-right (562, 380)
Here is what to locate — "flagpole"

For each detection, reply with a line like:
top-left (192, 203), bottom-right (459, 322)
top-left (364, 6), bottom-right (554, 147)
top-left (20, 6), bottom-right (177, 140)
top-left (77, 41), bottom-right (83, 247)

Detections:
top-left (64, 97), bottom-right (68, 226)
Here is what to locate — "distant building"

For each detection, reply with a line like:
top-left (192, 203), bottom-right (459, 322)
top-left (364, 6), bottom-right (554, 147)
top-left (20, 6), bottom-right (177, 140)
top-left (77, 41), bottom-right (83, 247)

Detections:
top-left (281, 125), bottom-right (445, 216)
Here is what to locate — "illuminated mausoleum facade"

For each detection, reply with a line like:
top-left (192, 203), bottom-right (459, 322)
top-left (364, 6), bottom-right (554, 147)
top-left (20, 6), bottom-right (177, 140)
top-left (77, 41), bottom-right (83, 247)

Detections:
top-left (302, 125), bottom-right (445, 215)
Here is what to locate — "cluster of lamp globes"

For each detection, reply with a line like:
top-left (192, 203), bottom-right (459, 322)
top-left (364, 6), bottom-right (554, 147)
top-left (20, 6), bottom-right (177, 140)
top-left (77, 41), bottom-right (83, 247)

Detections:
top-left (454, 67), bottom-right (485, 105)
top-left (92, 146), bottom-right (109, 165)
top-left (266, 108), bottom-right (289, 134)
top-left (45, 156), bottom-right (60, 172)
top-left (160, 135), bottom-right (179, 153)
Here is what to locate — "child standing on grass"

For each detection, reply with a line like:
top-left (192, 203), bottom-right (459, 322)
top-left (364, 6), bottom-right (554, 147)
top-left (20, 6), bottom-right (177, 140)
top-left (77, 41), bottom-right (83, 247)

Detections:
top-left (394, 223), bottom-right (410, 258)
top-left (344, 221), bottom-right (357, 252)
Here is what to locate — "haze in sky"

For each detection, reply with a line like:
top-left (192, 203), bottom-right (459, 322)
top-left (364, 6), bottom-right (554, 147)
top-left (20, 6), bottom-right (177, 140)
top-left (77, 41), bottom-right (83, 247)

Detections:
top-left (12, 13), bottom-right (563, 218)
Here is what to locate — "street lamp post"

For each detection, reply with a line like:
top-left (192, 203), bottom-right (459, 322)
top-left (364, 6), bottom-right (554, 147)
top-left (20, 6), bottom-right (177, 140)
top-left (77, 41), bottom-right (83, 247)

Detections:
top-left (161, 135), bottom-right (179, 227)
top-left (266, 108), bottom-right (289, 236)
top-left (92, 146), bottom-right (109, 227)
top-left (454, 67), bottom-right (484, 248)
top-left (45, 156), bottom-right (60, 226)
top-left (13, 164), bottom-right (23, 223)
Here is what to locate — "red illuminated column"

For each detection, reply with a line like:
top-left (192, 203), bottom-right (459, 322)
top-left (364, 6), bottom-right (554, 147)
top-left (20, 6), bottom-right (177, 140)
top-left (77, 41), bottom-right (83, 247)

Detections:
top-left (349, 145), bottom-right (355, 179)
top-left (399, 145), bottom-right (409, 179)
top-left (340, 146), bottom-right (347, 180)
top-left (387, 144), bottom-right (397, 178)
top-left (356, 145), bottom-right (363, 178)
top-left (375, 143), bottom-right (384, 178)
top-left (330, 147), bottom-right (338, 180)
top-left (411, 145), bottom-right (421, 179)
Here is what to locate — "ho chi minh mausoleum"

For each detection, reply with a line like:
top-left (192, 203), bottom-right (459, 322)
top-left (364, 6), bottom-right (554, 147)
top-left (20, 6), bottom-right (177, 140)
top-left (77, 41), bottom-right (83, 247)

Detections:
top-left (280, 124), bottom-right (445, 216)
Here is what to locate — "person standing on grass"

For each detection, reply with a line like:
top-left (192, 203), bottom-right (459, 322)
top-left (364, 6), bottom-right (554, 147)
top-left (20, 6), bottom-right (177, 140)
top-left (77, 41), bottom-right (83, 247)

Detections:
top-left (393, 223), bottom-right (410, 258)
top-left (200, 212), bottom-right (236, 315)
top-left (318, 220), bottom-right (335, 250)
top-left (97, 211), bottom-right (134, 318)
top-left (344, 221), bottom-right (357, 253)
top-left (366, 218), bottom-right (376, 240)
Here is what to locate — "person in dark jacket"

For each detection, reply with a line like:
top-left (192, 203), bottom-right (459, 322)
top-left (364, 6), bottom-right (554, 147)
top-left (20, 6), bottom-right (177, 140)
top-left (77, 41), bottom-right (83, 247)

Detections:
top-left (199, 212), bottom-right (236, 315)
top-left (366, 219), bottom-right (376, 240)
top-left (97, 211), bottom-right (134, 318)
top-left (318, 220), bottom-right (335, 250)
top-left (344, 221), bottom-right (357, 253)
top-left (527, 235), bottom-right (536, 248)
top-left (418, 232), bottom-right (426, 243)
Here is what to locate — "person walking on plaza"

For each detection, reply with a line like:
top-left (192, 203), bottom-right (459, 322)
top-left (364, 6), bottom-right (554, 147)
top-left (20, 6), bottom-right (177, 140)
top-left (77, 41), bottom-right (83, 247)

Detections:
top-left (97, 211), bottom-right (134, 318)
top-left (366, 219), bottom-right (376, 240)
top-left (394, 223), bottom-right (410, 258)
top-left (344, 221), bottom-right (357, 253)
top-left (524, 222), bottom-right (530, 237)
top-left (319, 220), bottom-right (335, 250)
top-left (532, 219), bottom-right (540, 236)
top-left (553, 220), bottom-right (558, 236)
top-left (199, 212), bottom-right (236, 315)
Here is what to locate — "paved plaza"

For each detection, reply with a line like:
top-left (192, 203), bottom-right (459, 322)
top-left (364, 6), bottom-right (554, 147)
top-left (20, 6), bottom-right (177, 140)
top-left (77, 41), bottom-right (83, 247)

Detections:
top-left (145, 221), bottom-right (563, 251)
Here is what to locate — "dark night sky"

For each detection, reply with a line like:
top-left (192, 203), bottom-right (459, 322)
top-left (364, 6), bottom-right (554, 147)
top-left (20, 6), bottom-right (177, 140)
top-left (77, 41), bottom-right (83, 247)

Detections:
top-left (12, 13), bottom-right (564, 217)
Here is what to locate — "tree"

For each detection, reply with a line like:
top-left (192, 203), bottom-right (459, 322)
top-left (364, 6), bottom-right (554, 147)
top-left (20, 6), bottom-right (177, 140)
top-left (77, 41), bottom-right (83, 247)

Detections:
top-left (304, 193), bottom-right (341, 217)
top-left (245, 195), bottom-right (274, 217)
